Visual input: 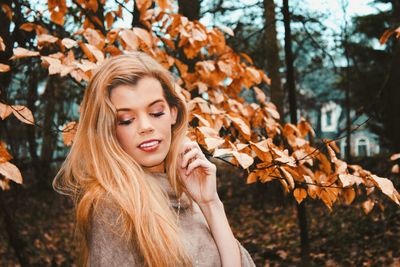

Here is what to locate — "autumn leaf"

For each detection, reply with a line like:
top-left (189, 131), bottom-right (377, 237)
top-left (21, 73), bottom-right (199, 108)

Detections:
top-left (11, 105), bottom-right (34, 125)
top-left (0, 36), bottom-right (5, 51)
top-left (280, 167), bottom-right (295, 189)
top-left (390, 153), bottom-right (400, 161)
top-left (0, 161), bottom-right (23, 184)
top-left (11, 47), bottom-right (40, 59)
top-left (246, 171), bottom-right (258, 184)
top-left (369, 175), bottom-right (400, 205)
top-left (0, 103), bottom-right (12, 120)
top-left (293, 188), bottom-right (307, 204)
top-left (62, 121), bottom-right (78, 146)
top-left (362, 199), bottom-right (375, 214)
top-left (62, 38), bottom-right (77, 49)
top-left (0, 63), bottom-right (10, 72)
top-left (341, 187), bottom-right (356, 205)
top-left (217, 24), bottom-right (234, 36)
top-left (48, 0), bottom-right (67, 25)
top-left (19, 22), bottom-right (36, 32)
top-left (0, 142), bottom-right (12, 163)
top-left (155, 0), bottom-right (171, 10)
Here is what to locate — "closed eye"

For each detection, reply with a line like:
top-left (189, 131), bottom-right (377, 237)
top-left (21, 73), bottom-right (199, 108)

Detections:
top-left (117, 112), bottom-right (165, 126)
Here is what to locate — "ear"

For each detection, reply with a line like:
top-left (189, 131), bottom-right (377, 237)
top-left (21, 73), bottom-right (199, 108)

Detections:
top-left (170, 106), bottom-right (178, 125)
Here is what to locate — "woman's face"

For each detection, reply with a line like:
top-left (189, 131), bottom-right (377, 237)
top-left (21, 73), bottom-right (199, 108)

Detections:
top-left (110, 76), bottom-right (178, 173)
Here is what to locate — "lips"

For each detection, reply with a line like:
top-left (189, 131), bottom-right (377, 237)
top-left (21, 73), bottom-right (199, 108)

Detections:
top-left (138, 139), bottom-right (161, 148)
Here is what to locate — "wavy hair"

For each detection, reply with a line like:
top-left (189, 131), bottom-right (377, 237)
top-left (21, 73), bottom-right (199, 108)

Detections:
top-left (53, 52), bottom-right (193, 266)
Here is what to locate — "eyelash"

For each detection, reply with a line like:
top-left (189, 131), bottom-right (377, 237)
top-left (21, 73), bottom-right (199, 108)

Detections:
top-left (118, 112), bottom-right (165, 126)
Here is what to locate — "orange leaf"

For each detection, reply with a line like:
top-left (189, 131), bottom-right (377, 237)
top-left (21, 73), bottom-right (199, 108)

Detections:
top-left (120, 29), bottom-right (139, 51)
top-left (362, 199), bottom-right (374, 214)
top-left (0, 103), bottom-right (12, 120)
top-left (280, 167), bottom-right (295, 189)
top-left (19, 23), bottom-right (36, 32)
top-left (0, 63), bottom-right (10, 72)
top-left (155, 0), bottom-right (171, 10)
top-left (11, 105), bottom-right (34, 125)
top-left (62, 38), bottom-right (77, 49)
top-left (342, 187), bottom-right (356, 205)
top-left (0, 36), bottom-right (5, 51)
top-left (370, 175), bottom-right (400, 205)
top-left (390, 153), bottom-right (400, 161)
top-left (232, 151), bottom-right (253, 169)
top-left (246, 171), bottom-right (258, 184)
top-left (0, 142), bottom-right (12, 163)
top-left (62, 121), bottom-right (78, 146)
top-left (11, 47), bottom-right (40, 59)
top-left (392, 164), bottom-right (399, 174)
top-left (1, 4), bottom-right (12, 20)
top-left (293, 188), bottom-right (307, 204)
top-left (0, 161), bottom-right (23, 184)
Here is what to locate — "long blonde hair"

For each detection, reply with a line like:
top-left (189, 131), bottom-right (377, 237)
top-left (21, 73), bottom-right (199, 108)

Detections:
top-left (53, 52), bottom-right (193, 266)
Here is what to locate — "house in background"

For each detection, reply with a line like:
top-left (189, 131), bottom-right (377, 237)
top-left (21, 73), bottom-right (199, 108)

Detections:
top-left (309, 100), bottom-right (380, 159)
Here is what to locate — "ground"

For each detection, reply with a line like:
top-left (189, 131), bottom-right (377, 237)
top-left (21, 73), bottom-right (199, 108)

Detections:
top-left (0, 160), bottom-right (399, 267)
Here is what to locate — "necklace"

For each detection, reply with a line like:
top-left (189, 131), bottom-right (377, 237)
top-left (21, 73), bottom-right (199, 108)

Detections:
top-left (177, 197), bottom-right (199, 267)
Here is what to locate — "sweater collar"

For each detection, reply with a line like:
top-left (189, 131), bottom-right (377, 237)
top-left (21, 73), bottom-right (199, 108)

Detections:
top-left (150, 172), bottom-right (191, 210)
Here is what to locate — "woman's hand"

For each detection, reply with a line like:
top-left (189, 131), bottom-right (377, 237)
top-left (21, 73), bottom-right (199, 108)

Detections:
top-left (178, 138), bottom-right (220, 207)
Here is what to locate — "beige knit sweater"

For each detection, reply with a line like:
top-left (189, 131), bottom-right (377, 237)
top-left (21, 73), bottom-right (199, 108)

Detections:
top-left (88, 172), bottom-right (256, 267)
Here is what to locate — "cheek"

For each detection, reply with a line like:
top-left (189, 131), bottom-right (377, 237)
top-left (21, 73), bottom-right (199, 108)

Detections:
top-left (115, 128), bottom-right (132, 149)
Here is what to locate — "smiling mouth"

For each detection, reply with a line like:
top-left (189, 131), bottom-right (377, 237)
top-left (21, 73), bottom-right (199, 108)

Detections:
top-left (138, 140), bottom-right (161, 152)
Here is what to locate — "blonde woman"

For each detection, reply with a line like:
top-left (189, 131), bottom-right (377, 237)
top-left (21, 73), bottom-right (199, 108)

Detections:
top-left (53, 52), bottom-right (256, 267)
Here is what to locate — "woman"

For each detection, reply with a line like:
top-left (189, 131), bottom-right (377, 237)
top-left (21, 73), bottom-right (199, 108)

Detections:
top-left (53, 52), bottom-right (256, 267)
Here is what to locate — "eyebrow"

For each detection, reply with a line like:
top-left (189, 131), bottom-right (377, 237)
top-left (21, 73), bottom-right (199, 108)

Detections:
top-left (116, 99), bottom-right (165, 112)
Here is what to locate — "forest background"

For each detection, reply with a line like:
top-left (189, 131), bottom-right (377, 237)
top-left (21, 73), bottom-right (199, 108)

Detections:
top-left (0, 0), bottom-right (399, 266)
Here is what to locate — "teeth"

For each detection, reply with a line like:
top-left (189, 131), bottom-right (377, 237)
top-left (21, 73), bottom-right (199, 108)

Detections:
top-left (140, 141), bottom-right (159, 148)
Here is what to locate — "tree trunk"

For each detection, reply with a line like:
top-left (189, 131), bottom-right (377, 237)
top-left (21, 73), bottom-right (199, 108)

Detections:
top-left (178, 0), bottom-right (201, 21)
top-left (263, 0), bottom-right (284, 118)
top-left (38, 76), bottom-right (59, 187)
top-left (177, 0), bottom-right (201, 96)
top-left (282, 0), bottom-right (310, 265)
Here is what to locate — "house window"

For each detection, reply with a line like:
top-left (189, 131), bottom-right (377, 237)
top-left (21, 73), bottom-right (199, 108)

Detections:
top-left (321, 101), bottom-right (341, 132)
top-left (355, 137), bottom-right (370, 157)
top-left (326, 110), bottom-right (332, 127)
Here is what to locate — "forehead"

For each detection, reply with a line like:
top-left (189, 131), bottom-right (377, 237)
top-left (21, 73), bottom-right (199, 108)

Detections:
top-left (110, 77), bottom-right (166, 110)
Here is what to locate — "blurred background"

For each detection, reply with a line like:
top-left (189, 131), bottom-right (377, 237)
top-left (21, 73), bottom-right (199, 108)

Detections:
top-left (0, 0), bottom-right (399, 266)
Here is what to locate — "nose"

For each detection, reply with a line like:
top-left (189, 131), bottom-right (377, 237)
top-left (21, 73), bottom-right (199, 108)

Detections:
top-left (138, 115), bottom-right (155, 134)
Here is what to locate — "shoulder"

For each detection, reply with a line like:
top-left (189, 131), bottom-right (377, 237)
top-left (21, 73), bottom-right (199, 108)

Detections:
top-left (88, 197), bottom-right (142, 266)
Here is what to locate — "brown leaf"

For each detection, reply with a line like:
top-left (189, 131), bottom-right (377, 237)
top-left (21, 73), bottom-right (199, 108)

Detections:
top-left (11, 47), bottom-right (40, 59)
top-left (370, 175), bottom-right (400, 205)
top-left (19, 23), bottom-right (36, 32)
top-left (1, 4), bottom-right (12, 20)
top-left (155, 0), bottom-right (171, 10)
top-left (0, 36), bottom-right (5, 51)
top-left (62, 121), bottom-right (78, 146)
top-left (246, 171), bottom-right (258, 184)
top-left (61, 38), bottom-right (77, 49)
top-left (362, 199), bottom-right (374, 214)
top-left (293, 188), bottom-right (307, 204)
top-left (11, 105), bottom-right (34, 125)
top-left (392, 164), bottom-right (399, 174)
top-left (0, 63), bottom-right (10, 72)
top-left (390, 153), bottom-right (400, 161)
top-left (120, 29), bottom-right (139, 51)
top-left (342, 187), bottom-right (356, 205)
top-left (0, 103), bottom-right (12, 120)
top-left (0, 141), bottom-right (12, 163)
top-left (0, 161), bottom-right (23, 184)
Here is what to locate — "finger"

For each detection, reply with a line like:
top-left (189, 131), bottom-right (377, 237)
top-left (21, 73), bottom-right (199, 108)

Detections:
top-left (181, 141), bottom-right (198, 155)
top-left (181, 147), bottom-right (201, 168)
top-left (185, 158), bottom-right (211, 175)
